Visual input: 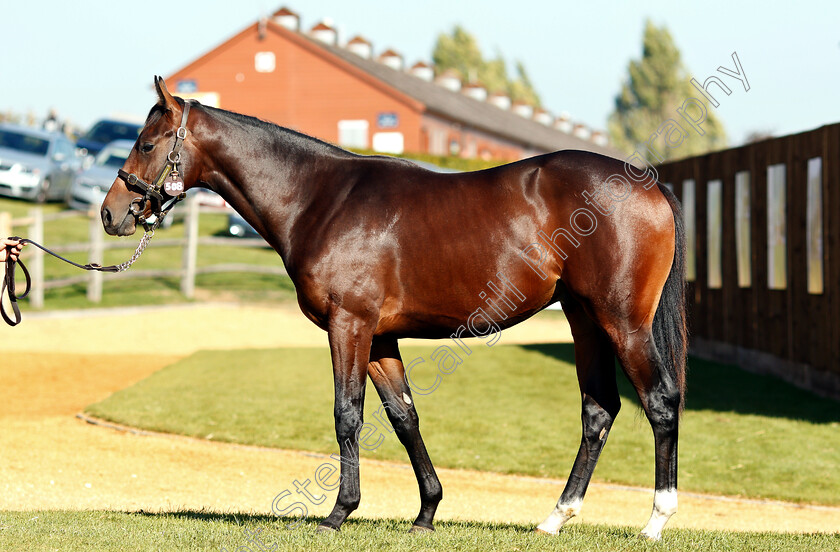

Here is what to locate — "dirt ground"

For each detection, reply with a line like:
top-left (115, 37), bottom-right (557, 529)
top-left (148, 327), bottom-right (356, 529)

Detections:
top-left (1, 304), bottom-right (838, 533)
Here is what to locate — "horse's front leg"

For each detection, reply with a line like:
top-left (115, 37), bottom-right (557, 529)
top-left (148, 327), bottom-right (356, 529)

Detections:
top-left (317, 309), bottom-right (375, 532)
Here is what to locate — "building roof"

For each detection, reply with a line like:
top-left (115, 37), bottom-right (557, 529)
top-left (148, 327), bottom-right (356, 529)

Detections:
top-left (273, 7), bottom-right (297, 17)
top-left (378, 49), bottom-right (402, 59)
top-left (171, 16), bottom-right (622, 158)
top-left (294, 26), bottom-right (621, 157)
top-left (310, 21), bottom-right (334, 32)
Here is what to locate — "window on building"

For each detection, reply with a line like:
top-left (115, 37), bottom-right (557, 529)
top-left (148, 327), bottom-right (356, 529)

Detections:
top-left (463, 139), bottom-right (477, 159)
top-left (254, 52), bottom-right (276, 73)
top-left (429, 128), bottom-right (448, 156)
top-left (807, 157), bottom-right (824, 294)
top-left (683, 179), bottom-right (696, 281)
top-left (767, 164), bottom-right (787, 290)
top-left (707, 179), bottom-right (723, 289)
top-left (372, 132), bottom-right (404, 154)
top-left (337, 120), bottom-right (369, 149)
top-left (735, 171), bottom-right (751, 287)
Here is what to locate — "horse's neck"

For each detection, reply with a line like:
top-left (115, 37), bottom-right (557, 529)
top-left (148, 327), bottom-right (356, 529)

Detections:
top-left (196, 112), bottom-right (348, 263)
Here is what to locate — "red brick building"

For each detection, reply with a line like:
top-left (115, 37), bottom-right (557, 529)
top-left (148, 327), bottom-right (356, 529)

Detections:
top-left (166, 7), bottom-right (619, 161)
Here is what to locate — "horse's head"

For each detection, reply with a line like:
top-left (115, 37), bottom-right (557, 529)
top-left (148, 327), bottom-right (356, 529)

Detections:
top-left (101, 76), bottom-right (200, 236)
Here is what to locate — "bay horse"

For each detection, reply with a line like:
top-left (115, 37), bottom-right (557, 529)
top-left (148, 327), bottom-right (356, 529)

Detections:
top-left (101, 78), bottom-right (687, 540)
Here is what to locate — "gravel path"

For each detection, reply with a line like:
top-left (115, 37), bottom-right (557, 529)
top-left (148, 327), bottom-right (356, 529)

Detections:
top-left (1, 304), bottom-right (837, 533)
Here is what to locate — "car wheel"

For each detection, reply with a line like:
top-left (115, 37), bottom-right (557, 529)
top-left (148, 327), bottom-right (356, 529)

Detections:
top-left (35, 179), bottom-right (50, 204)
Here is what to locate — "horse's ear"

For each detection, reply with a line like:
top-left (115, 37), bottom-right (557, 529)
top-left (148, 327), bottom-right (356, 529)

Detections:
top-left (154, 76), bottom-right (178, 111)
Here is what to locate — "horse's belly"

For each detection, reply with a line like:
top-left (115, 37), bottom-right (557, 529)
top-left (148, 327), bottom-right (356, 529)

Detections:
top-left (375, 280), bottom-right (557, 339)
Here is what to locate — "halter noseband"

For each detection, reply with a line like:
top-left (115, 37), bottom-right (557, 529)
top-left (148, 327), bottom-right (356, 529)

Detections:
top-left (117, 100), bottom-right (193, 231)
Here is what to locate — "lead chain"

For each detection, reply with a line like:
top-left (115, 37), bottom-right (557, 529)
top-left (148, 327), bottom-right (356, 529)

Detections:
top-left (115, 228), bottom-right (155, 272)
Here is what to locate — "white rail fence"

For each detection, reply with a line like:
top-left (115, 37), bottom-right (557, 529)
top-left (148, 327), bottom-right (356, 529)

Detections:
top-left (0, 195), bottom-right (285, 308)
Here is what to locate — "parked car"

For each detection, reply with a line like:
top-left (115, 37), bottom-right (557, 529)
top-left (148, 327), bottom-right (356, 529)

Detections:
top-left (227, 210), bottom-right (261, 238)
top-left (76, 119), bottom-right (142, 158)
top-left (67, 139), bottom-right (134, 210)
top-left (0, 123), bottom-right (79, 202)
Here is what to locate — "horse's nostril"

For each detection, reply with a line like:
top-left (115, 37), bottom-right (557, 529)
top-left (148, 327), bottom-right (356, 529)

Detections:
top-left (101, 206), bottom-right (112, 227)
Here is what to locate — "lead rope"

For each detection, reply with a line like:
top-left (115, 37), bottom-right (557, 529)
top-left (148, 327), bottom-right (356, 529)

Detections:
top-left (3, 101), bottom-right (192, 326)
top-left (2, 203), bottom-right (177, 326)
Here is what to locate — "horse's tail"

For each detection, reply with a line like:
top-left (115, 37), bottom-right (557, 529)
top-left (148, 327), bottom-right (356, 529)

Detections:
top-left (653, 183), bottom-right (688, 412)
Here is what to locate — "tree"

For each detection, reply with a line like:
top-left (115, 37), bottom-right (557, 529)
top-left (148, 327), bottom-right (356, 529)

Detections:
top-left (509, 61), bottom-right (540, 106)
top-left (432, 26), bottom-right (484, 83)
top-left (744, 129), bottom-right (775, 144)
top-left (0, 109), bottom-right (23, 125)
top-left (608, 21), bottom-right (726, 161)
top-left (432, 26), bottom-right (541, 106)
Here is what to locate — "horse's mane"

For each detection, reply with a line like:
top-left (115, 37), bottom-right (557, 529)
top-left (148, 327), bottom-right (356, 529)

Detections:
top-left (144, 103), bottom-right (168, 126)
top-left (201, 103), bottom-right (355, 158)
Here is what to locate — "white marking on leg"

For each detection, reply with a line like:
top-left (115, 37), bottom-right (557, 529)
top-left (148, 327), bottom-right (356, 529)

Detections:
top-left (536, 498), bottom-right (582, 535)
top-left (402, 392), bottom-right (412, 405)
top-left (640, 489), bottom-right (677, 540)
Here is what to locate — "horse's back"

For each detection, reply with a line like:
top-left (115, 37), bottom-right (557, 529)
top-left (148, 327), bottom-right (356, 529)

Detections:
top-left (295, 150), bottom-right (675, 338)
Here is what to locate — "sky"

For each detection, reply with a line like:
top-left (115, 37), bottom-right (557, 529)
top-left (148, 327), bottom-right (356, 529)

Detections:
top-left (1, 0), bottom-right (838, 146)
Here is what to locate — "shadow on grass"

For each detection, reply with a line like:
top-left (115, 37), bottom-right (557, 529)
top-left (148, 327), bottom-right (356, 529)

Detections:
top-left (521, 343), bottom-right (840, 424)
top-left (131, 510), bottom-right (541, 533)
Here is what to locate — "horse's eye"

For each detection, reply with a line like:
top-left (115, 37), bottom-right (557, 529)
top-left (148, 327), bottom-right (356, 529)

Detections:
top-left (141, 143), bottom-right (154, 153)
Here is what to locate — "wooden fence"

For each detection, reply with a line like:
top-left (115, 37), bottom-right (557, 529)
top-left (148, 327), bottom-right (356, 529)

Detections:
top-left (657, 122), bottom-right (840, 399)
top-left (0, 194), bottom-right (285, 309)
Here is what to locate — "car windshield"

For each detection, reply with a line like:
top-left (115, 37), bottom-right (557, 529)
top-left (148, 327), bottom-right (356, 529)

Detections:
top-left (95, 146), bottom-right (131, 168)
top-left (0, 129), bottom-right (50, 156)
top-left (84, 122), bottom-right (141, 144)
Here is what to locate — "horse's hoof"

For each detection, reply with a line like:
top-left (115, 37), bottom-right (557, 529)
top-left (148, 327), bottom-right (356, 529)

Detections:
top-left (316, 523), bottom-right (339, 534)
top-left (409, 524), bottom-right (434, 534)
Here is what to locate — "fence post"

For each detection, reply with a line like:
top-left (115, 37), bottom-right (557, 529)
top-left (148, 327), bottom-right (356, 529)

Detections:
top-left (0, 212), bottom-right (10, 238)
top-left (87, 210), bottom-right (104, 302)
top-left (181, 194), bottom-right (199, 298)
top-left (29, 208), bottom-right (44, 308)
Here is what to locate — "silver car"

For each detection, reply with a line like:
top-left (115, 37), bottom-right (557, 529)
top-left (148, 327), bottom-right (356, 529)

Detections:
top-left (0, 123), bottom-right (79, 202)
top-left (67, 139), bottom-right (133, 211)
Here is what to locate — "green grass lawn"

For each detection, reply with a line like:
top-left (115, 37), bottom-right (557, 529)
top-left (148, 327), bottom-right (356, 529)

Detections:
top-left (85, 344), bottom-right (840, 505)
top-left (1, 197), bottom-right (298, 310)
top-left (0, 511), bottom-right (836, 552)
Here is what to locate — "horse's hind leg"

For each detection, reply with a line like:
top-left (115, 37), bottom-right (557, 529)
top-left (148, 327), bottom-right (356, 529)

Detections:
top-left (537, 298), bottom-right (620, 534)
top-left (366, 336), bottom-right (443, 532)
top-left (611, 329), bottom-right (680, 540)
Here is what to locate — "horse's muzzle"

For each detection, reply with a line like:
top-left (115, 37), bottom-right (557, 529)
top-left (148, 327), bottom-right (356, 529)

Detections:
top-left (101, 205), bottom-right (137, 236)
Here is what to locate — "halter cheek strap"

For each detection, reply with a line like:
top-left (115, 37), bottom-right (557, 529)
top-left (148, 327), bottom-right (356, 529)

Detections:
top-left (117, 100), bottom-right (193, 230)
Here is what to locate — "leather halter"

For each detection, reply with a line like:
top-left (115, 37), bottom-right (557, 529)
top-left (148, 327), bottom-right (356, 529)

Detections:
top-left (2, 101), bottom-right (198, 327)
top-left (117, 100), bottom-right (193, 231)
